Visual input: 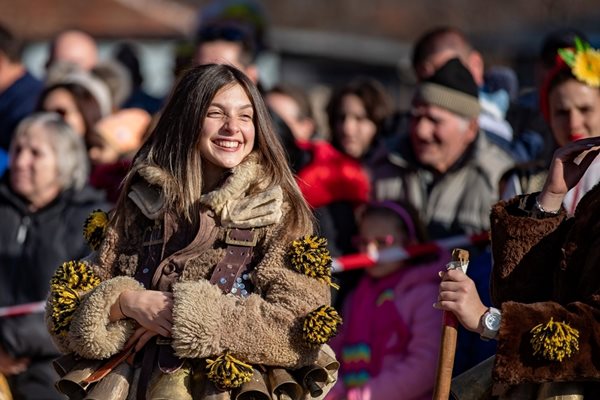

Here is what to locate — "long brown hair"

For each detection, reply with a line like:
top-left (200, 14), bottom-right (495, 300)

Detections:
top-left (111, 64), bottom-right (313, 238)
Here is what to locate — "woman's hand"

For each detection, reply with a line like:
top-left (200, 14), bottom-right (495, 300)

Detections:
top-left (125, 326), bottom-right (159, 353)
top-left (0, 344), bottom-right (29, 376)
top-left (435, 269), bottom-right (488, 334)
top-left (118, 290), bottom-right (174, 338)
top-left (538, 137), bottom-right (600, 211)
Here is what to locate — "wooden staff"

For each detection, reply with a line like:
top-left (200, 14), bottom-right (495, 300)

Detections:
top-left (0, 373), bottom-right (12, 400)
top-left (432, 248), bottom-right (469, 400)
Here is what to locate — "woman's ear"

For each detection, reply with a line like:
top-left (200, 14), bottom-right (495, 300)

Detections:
top-left (465, 117), bottom-right (479, 142)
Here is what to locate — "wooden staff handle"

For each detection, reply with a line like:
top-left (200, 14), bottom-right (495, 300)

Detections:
top-left (82, 341), bottom-right (136, 385)
top-left (432, 248), bottom-right (469, 400)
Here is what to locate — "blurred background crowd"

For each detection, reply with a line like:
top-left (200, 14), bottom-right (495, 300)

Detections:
top-left (0, 0), bottom-right (599, 399)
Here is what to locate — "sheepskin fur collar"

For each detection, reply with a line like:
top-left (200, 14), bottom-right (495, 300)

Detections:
top-left (128, 153), bottom-right (283, 228)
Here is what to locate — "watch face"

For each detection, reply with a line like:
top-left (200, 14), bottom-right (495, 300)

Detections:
top-left (484, 312), bottom-right (501, 330)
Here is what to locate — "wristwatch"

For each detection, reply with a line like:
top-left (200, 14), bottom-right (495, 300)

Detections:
top-left (480, 307), bottom-right (501, 341)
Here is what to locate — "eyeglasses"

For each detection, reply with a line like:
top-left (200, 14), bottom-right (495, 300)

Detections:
top-left (352, 235), bottom-right (396, 250)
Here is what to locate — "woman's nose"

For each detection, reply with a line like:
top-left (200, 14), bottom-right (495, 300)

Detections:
top-left (568, 110), bottom-right (584, 133)
top-left (12, 151), bottom-right (30, 169)
top-left (341, 116), bottom-right (357, 137)
top-left (222, 116), bottom-right (240, 134)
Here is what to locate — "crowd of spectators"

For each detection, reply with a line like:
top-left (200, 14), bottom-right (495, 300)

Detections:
top-left (0, 9), bottom-right (598, 399)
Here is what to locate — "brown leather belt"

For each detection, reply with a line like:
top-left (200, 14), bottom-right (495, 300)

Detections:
top-left (209, 228), bottom-right (257, 297)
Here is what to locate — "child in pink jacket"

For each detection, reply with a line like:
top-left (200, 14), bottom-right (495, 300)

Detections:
top-left (328, 201), bottom-right (449, 400)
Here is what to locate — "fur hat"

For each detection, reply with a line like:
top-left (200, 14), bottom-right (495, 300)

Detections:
top-left (94, 108), bottom-right (150, 155)
top-left (415, 58), bottom-right (480, 119)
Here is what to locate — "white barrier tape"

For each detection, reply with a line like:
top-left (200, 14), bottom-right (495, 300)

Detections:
top-left (332, 231), bottom-right (488, 273)
top-left (0, 301), bottom-right (46, 318)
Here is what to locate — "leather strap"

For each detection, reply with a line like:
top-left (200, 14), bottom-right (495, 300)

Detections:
top-left (134, 219), bottom-right (164, 400)
top-left (134, 220), bottom-right (164, 289)
top-left (137, 337), bottom-right (158, 400)
top-left (210, 229), bottom-right (256, 296)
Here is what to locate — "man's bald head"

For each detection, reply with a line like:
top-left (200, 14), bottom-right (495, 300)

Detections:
top-left (412, 27), bottom-right (484, 85)
top-left (47, 30), bottom-right (98, 71)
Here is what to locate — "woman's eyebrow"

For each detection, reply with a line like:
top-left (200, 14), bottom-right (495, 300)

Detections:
top-left (210, 102), bottom-right (253, 111)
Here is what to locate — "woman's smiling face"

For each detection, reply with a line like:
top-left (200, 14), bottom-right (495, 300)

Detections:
top-left (199, 83), bottom-right (256, 178)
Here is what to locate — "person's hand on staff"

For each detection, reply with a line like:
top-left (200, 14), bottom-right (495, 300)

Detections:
top-left (125, 326), bottom-right (158, 353)
top-left (538, 136), bottom-right (600, 212)
top-left (435, 268), bottom-right (487, 334)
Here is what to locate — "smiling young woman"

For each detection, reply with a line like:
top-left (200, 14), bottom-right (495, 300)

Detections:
top-left (46, 64), bottom-right (340, 400)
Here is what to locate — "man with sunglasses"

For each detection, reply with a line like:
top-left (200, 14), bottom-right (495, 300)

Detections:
top-left (193, 21), bottom-right (260, 84)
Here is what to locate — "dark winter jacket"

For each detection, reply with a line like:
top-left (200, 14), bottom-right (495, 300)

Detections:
top-left (0, 177), bottom-right (108, 398)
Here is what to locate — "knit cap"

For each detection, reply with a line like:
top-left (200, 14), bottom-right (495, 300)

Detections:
top-left (46, 62), bottom-right (113, 117)
top-left (415, 58), bottom-right (481, 119)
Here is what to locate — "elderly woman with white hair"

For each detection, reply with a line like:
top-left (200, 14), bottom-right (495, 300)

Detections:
top-left (0, 112), bottom-right (108, 399)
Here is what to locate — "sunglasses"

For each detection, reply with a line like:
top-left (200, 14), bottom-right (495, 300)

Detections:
top-left (197, 25), bottom-right (250, 43)
top-left (352, 235), bottom-right (396, 250)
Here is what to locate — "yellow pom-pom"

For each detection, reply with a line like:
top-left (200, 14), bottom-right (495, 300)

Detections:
top-left (83, 209), bottom-right (109, 251)
top-left (50, 260), bottom-right (101, 292)
top-left (49, 286), bottom-right (80, 336)
top-left (49, 261), bottom-right (100, 336)
top-left (303, 305), bottom-right (343, 346)
top-left (530, 318), bottom-right (579, 362)
top-left (289, 235), bottom-right (338, 289)
top-left (206, 352), bottom-right (253, 389)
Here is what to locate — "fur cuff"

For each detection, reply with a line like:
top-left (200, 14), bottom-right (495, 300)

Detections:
top-left (493, 301), bottom-right (593, 385)
top-left (171, 280), bottom-right (223, 359)
top-left (67, 276), bottom-right (143, 359)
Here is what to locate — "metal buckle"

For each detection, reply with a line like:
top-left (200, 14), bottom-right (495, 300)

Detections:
top-left (225, 229), bottom-right (257, 247)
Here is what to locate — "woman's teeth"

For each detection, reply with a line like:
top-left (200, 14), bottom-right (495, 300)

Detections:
top-left (215, 140), bottom-right (240, 148)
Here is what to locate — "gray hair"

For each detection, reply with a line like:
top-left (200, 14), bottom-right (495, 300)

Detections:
top-left (12, 112), bottom-right (89, 191)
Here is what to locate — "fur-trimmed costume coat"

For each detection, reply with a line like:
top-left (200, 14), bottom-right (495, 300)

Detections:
top-left (45, 154), bottom-right (334, 398)
top-left (489, 183), bottom-right (600, 396)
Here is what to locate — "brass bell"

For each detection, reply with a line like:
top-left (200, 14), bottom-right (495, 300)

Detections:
top-left (267, 368), bottom-right (302, 400)
top-left (235, 368), bottom-right (270, 400)
top-left (85, 362), bottom-right (133, 400)
top-left (55, 359), bottom-right (105, 400)
top-left (146, 367), bottom-right (193, 400)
